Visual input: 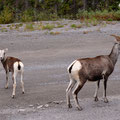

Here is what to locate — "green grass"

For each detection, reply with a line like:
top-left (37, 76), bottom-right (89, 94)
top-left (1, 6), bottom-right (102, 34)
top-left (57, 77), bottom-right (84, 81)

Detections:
top-left (25, 24), bottom-right (34, 31)
top-left (1, 28), bottom-right (8, 32)
top-left (56, 24), bottom-right (64, 28)
top-left (71, 24), bottom-right (77, 28)
top-left (42, 24), bottom-right (55, 30)
top-left (71, 24), bottom-right (83, 29)
top-left (50, 31), bottom-right (60, 35)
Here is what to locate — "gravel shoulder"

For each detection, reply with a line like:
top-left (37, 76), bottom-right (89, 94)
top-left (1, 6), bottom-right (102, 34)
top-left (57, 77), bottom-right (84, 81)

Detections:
top-left (0, 20), bottom-right (120, 120)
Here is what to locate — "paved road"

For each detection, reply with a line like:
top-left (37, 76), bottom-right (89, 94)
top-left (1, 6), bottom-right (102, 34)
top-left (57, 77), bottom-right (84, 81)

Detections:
top-left (0, 22), bottom-right (120, 119)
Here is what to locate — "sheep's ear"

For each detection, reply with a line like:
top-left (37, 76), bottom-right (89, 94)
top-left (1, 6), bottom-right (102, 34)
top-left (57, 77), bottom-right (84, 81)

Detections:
top-left (111, 34), bottom-right (120, 43)
top-left (4, 48), bottom-right (8, 52)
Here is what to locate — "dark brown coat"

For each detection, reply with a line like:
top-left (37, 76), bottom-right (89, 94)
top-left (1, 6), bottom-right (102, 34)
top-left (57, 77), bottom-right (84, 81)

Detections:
top-left (77, 55), bottom-right (114, 81)
top-left (1, 57), bottom-right (21, 73)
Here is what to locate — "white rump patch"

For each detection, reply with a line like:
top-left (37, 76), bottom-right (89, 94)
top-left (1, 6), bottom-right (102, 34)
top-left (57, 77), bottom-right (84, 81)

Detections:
top-left (72, 61), bottom-right (82, 72)
top-left (14, 62), bottom-right (24, 71)
top-left (67, 60), bottom-right (77, 72)
top-left (19, 62), bottom-right (24, 69)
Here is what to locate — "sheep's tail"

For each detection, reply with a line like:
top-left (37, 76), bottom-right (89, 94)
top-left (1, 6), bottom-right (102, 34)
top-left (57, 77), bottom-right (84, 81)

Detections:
top-left (18, 62), bottom-right (21, 70)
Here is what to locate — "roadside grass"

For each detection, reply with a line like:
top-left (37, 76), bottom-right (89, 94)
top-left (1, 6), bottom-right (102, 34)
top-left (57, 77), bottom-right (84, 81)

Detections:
top-left (1, 27), bottom-right (8, 32)
top-left (42, 24), bottom-right (55, 30)
top-left (24, 23), bottom-right (34, 31)
top-left (56, 24), bottom-right (64, 28)
top-left (0, 10), bottom-right (118, 33)
top-left (71, 24), bottom-right (83, 29)
top-left (50, 31), bottom-right (60, 35)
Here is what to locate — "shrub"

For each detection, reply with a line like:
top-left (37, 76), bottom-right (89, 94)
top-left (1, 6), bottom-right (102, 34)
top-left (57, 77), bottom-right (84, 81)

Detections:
top-left (37, 12), bottom-right (59, 21)
top-left (21, 9), bottom-right (34, 22)
top-left (76, 9), bottom-right (120, 21)
top-left (0, 6), bottom-right (14, 24)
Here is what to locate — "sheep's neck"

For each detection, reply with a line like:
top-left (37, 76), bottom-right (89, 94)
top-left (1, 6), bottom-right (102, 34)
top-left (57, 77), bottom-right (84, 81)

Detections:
top-left (109, 43), bottom-right (119, 66)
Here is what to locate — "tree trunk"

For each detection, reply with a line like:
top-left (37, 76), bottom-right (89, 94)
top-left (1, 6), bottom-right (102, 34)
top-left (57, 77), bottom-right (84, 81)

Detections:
top-left (25, 0), bottom-right (29, 10)
top-left (83, 0), bottom-right (87, 10)
top-left (73, 0), bottom-right (77, 18)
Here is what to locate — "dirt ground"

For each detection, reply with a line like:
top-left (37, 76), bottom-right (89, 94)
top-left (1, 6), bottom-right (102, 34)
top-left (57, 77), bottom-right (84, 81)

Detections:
top-left (0, 21), bottom-right (120, 120)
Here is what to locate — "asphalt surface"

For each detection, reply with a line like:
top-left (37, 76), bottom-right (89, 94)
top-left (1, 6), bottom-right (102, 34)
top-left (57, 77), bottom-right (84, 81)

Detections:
top-left (0, 21), bottom-right (120, 120)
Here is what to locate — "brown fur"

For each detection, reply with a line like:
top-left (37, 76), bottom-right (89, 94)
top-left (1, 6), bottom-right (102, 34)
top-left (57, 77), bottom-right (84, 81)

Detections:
top-left (66, 35), bottom-right (120, 110)
top-left (1, 57), bottom-right (21, 73)
top-left (77, 55), bottom-right (114, 82)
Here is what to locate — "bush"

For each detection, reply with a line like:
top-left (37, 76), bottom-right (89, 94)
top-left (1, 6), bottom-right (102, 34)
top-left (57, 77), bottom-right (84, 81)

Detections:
top-left (37, 12), bottom-right (59, 21)
top-left (0, 6), bottom-right (14, 24)
top-left (76, 9), bottom-right (120, 21)
top-left (20, 9), bottom-right (34, 22)
top-left (114, 10), bottom-right (120, 20)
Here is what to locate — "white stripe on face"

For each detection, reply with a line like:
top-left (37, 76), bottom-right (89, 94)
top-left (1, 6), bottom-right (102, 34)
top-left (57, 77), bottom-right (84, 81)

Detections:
top-left (0, 50), bottom-right (5, 60)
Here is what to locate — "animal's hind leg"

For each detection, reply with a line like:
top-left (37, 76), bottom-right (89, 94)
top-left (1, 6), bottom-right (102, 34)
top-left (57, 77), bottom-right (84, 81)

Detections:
top-left (72, 80), bottom-right (86, 111)
top-left (94, 80), bottom-right (100, 102)
top-left (20, 71), bottom-right (25, 94)
top-left (12, 72), bottom-right (17, 98)
top-left (66, 78), bottom-right (76, 108)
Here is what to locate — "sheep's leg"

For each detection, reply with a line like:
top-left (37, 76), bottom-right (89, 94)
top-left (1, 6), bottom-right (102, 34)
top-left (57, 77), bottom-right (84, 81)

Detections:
top-left (72, 81), bottom-right (85, 111)
top-left (20, 72), bottom-right (25, 94)
top-left (94, 80), bottom-right (100, 102)
top-left (103, 76), bottom-right (108, 103)
top-left (5, 71), bottom-right (9, 89)
top-left (66, 78), bottom-right (76, 108)
top-left (12, 72), bottom-right (17, 98)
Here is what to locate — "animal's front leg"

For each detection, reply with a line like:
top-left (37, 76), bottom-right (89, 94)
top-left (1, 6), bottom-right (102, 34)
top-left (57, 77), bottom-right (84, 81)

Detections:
top-left (5, 71), bottom-right (9, 89)
top-left (103, 76), bottom-right (108, 103)
top-left (94, 80), bottom-right (100, 102)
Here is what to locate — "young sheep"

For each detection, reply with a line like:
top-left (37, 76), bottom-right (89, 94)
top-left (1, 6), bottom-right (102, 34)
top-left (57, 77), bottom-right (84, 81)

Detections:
top-left (66, 35), bottom-right (120, 110)
top-left (0, 49), bottom-right (24, 98)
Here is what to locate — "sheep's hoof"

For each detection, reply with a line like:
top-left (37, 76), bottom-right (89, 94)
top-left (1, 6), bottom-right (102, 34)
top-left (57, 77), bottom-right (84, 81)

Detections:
top-left (12, 95), bottom-right (15, 99)
top-left (77, 106), bottom-right (83, 111)
top-left (104, 98), bottom-right (109, 103)
top-left (5, 86), bottom-right (8, 89)
top-left (68, 104), bottom-right (72, 108)
top-left (22, 91), bottom-right (25, 94)
top-left (94, 97), bottom-right (99, 102)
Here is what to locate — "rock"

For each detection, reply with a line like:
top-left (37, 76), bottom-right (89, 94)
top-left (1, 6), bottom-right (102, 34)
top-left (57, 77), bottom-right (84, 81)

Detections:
top-left (44, 104), bottom-right (49, 107)
top-left (29, 105), bottom-right (34, 107)
top-left (37, 105), bottom-right (43, 109)
top-left (19, 109), bottom-right (25, 112)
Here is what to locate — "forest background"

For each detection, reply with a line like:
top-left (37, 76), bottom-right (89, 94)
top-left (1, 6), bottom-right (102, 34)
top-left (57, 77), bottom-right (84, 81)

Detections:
top-left (0, 0), bottom-right (120, 24)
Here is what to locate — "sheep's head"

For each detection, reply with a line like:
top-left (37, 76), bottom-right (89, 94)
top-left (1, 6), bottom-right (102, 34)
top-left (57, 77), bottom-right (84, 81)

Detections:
top-left (111, 35), bottom-right (120, 51)
top-left (0, 48), bottom-right (8, 61)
